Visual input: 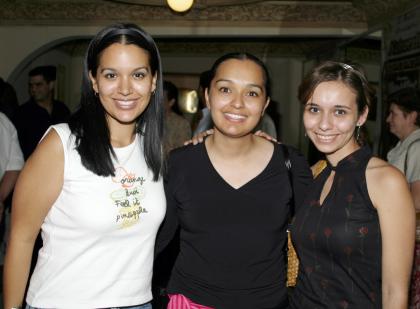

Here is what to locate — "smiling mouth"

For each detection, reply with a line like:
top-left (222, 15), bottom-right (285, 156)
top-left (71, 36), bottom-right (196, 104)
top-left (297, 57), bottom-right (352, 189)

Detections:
top-left (315, 133), bottom-right (337, 142)
top-left (114, 98), bottom-right (138, 105)
top-left (224, 112), bottom-right (247, 121)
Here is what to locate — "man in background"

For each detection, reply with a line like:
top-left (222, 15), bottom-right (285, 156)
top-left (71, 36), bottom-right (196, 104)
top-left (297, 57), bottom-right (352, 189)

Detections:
top-left (192, 70), bottom-right (212, 135)
top-left (0, 78), bottom-right (19, 121)
top-left (13, 65), bottom-right (70, 159)
top-left (163, 80), bottom-right (192, 154)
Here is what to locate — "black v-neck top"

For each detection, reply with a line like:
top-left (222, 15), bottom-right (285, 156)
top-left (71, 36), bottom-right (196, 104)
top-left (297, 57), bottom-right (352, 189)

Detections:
top-left (157, 142), bottom-right (312, 309)
top-left (290, 146), bottom-right (382, 309)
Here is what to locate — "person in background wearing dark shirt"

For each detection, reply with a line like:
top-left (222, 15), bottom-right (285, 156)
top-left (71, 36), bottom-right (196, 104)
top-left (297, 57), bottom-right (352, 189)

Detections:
top-left (13, 65), bottom-right (70, 159)
top-left (157, 52), bottom-right (311, 309)
top-left (0, 78), bottom-right (19, 121)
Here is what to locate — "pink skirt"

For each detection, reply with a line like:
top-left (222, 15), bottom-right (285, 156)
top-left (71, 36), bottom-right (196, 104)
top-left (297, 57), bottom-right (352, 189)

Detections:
top-left (167, 294), bottom-right (214, 309)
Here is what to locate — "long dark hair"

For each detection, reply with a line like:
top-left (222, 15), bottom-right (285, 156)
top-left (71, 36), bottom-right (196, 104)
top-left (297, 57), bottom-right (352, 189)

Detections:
top-left (69, 23), bottom-right (164, 181)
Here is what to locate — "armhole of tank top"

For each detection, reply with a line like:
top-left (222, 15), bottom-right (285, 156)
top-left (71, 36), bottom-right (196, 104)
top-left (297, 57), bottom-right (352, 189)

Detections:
top-left (363, 157), bottom-right (380, 213)
top-left (48, 125), bottom-right (69, 179)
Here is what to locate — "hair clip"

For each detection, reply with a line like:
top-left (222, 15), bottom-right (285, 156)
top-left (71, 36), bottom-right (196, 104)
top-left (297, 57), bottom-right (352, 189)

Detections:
top-left (341, 63), bottom-right (353, 70)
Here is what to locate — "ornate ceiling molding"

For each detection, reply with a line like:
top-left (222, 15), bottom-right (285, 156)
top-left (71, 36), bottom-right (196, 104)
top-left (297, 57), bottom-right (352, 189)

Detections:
top-left (0, 1), bottom-right (366, 28)
top-left (352, 0), bottom-right (420, 27)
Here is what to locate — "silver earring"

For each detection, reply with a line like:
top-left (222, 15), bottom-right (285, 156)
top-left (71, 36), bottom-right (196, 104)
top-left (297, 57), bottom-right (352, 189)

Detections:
top-left (94, 92), bottom-right (99, 97)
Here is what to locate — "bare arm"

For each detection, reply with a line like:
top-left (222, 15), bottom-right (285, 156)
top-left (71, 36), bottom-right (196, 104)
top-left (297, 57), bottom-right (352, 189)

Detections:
top-left (410, 180), bottom-right (420, 212)
top-left (367, 159), bottom-right (415, 309)
top-left (3, 130), bottom-right (64, 308)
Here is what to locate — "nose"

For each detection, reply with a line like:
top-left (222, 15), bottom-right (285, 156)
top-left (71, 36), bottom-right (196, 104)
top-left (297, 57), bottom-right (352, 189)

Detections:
top-left (118, 77), bottom-right (132, 96)
top-left (231, 92), bottom-right (245, 109)
top-left (386, 113), bottom-right (391, 123)
top-left (319, 112), bottom-right (333, 131)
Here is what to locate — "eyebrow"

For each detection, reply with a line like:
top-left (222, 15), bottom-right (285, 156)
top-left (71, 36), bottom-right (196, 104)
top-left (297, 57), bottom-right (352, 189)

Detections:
top-left (99, 67), bottom-right (149, 73)
top-left (215, 79), bottom-right (264, 91)
top-left (306, 102), bottom-right (352, 110)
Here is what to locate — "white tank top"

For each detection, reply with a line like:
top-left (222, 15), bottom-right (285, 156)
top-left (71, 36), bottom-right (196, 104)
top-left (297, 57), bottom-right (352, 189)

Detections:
top-left (26, 123), bottom-right (166, 308)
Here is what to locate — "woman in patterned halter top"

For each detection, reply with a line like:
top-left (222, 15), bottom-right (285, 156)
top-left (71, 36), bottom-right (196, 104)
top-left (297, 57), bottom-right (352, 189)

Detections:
top-left (290, 61), bottom-right (415, 309)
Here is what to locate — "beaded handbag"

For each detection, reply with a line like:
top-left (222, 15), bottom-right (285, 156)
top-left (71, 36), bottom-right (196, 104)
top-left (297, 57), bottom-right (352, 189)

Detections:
top-left (284, 158), bottom-right (327, 287)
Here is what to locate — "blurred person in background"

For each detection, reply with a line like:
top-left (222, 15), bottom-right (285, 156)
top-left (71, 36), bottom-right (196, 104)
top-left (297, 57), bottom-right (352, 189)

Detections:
top-left (163, 80), bottom-right (191, 154)
top-left (386, 87), bottom-right (420, 211)
top-left (13, 65), bottom-right (70, 159)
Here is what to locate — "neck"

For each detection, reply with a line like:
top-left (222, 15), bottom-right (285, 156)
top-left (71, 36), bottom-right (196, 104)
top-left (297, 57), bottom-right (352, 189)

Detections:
top-left (325, 140), bottom-right (360, 167)
top-left (36, 97), bottom-right (53, 112)
top-left (400, 125), bottom-right (419, 141)
top-left (206, 130), bottom-right (256, 158)
top-left (110, 124), bottom-right (136, 147)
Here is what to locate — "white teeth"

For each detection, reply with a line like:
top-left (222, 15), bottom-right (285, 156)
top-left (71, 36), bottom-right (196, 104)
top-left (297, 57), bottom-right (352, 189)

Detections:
top-left (316, 134), bottom-right (335, 141)
top-left (225, 113), bottom-right (246, 120)
top-left (116, 100), bottom-right (134, 105)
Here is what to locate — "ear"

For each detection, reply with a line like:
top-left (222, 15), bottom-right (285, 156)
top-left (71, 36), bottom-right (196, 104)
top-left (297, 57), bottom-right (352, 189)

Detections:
top-left (204, 88), bottom-right (211, 110)
top-left (357, 106), bottom-right (369, 127)
top-left (89, 71), bottom-right (99, 94)
top-left (168, 98), bottom-right (175, 108)
top-left (261, 97), bottom-right (270, 116)
top-left (408, 110), bottom-right (418, 125)
top-left (151, 73), bottom-right (157, 93)
top-left (48, 81), bottom-right (55, 92)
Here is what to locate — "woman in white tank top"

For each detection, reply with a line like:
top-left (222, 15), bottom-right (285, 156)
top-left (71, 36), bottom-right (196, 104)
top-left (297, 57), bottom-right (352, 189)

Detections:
top-left (4, 23), bottom-right (167, 309)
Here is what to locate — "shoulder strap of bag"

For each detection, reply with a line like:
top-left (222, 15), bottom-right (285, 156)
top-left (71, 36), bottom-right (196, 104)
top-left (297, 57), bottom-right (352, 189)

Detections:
top-left (279, 144), bottom-right (294, 217)
top-left (404, 138), bottom-right (420, 174)
top-left (312, 160), bottom-right (327, 178)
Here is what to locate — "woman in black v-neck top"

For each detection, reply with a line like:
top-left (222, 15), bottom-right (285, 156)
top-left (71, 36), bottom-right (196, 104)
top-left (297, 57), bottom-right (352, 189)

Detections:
top-left (290, 61), bottom-right (415, 309)
top-left (156, 53), bottom-right (311, 309)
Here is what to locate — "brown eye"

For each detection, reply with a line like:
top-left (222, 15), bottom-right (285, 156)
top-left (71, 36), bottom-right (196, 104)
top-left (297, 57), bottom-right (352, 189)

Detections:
top-left (133, 72), bottom-right (146, 79)
top-left (219, 87), bottom-right (231, 93)
top-left (307, 106), bottom-right (319, 113)
top-left (104, 73), bottom-right (117, 79)
top-left (335, 109), bottom-right (346, 116)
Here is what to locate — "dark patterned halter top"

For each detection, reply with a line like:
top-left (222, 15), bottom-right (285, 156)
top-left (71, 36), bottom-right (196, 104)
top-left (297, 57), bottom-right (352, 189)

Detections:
top-left (290, 146), bottom-right (382, 309)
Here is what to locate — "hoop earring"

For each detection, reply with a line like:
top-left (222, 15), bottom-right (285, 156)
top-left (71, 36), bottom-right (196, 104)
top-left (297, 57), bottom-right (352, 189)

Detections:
top-left (94, 91), bottom-right (99, 97)
top-left (356, 125), bottom-right (361, 142)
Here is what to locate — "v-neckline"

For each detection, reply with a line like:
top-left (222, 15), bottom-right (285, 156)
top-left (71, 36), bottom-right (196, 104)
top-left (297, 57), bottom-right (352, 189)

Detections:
top-left (202, 142), bottom-right (276, 191)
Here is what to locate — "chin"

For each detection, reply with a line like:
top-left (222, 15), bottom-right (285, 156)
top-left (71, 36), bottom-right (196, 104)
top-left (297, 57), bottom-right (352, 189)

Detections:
top-left (311, 141), bottom-right (340, 154)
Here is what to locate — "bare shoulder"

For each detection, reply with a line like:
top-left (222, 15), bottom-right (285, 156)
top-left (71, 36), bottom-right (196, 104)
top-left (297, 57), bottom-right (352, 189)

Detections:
top-left (253, 134), bottom-right (275, 153)
top-left (31, 129), bottom-right (63, 158)
top-left (12, 129), bottom-right (65, 229)
top-left (23, 129), bottom-right (64, 175)
top-left (366, 156), bottom-right (410, 209)
top-left (366, 156), bottom-right (406, 185)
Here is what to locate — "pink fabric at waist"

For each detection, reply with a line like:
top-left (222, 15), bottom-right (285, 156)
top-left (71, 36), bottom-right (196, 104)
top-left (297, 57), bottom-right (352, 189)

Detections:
top-left (168, 294), bottom-right (214, 309)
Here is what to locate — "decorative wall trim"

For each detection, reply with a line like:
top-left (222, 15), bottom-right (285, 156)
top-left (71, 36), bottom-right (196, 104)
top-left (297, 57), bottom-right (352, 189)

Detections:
top-left (0, 1), bottom-right (366, 28)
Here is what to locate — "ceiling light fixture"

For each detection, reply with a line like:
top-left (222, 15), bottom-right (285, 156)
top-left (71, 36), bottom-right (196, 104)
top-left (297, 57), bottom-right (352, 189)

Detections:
top-left (166, 0), bottom-right (194, 12)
